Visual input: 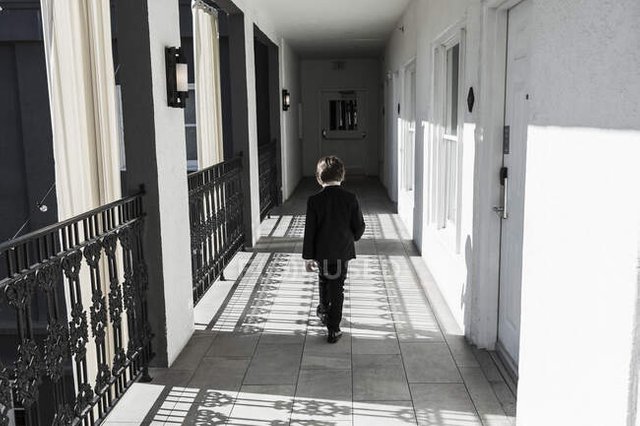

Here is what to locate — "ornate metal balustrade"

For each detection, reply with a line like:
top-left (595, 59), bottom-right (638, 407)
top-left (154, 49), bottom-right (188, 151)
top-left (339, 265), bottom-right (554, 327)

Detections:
top-left (188, 157), bottom-right (245, 304)
top-left (258, 143), bottom-right (279, 219)
top-left (0, 193), bottom-right (152, 426)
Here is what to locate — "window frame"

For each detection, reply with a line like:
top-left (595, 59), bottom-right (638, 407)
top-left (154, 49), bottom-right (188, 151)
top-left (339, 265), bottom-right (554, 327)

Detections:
top-left (430, 25), bottom-right (466, 253)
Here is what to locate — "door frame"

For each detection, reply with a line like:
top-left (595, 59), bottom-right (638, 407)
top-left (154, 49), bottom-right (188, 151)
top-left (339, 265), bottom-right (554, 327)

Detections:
top-left (467, 0), bottom-right (528, 356)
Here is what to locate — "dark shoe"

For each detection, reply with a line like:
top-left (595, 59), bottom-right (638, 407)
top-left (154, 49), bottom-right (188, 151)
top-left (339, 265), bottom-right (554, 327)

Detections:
top-left (327, 330), bottom-right (343, 344)
top-left (316, 305), bottom-right (328, 326)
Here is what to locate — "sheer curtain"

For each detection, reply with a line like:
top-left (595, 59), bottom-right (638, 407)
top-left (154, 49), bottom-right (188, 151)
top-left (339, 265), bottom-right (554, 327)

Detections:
top-left (41, 0), bottom-right (121, 220)
top-left (192, 0), bottom-right (225, 169)
top-left (40, 0), bottom-right (123, 398)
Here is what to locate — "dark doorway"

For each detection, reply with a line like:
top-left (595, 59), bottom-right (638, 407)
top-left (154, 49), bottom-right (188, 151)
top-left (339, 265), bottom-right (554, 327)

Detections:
top-left (253, 26), bottom-right (282, 219)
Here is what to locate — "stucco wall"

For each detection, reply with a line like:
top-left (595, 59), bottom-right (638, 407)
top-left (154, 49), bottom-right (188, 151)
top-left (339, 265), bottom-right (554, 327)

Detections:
top-left (383, 0), bottom-right (481, 336)
top-left (384, 0), bottom-right (640, 424)
top-left (279, 40), bottom-right (302, 200)
top-left (516, 0), bottom-right (640, 424)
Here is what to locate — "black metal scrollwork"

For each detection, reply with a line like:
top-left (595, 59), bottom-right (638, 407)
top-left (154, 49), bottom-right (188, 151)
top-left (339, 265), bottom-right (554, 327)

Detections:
top-left (188, 157), bottom-right (246, 304)
top-left (0, 192), bottom-right (152, 425)
top-left (13, 340), bottom-right (43, 408)
top-left (0, 362), bottom-right (12, 426)
top-left (43, 321), bottom-right (69, 382)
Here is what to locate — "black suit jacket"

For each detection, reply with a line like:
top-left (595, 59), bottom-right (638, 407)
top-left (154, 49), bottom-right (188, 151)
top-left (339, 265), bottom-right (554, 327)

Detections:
top-left (302, 185), bottom-right (366, 263)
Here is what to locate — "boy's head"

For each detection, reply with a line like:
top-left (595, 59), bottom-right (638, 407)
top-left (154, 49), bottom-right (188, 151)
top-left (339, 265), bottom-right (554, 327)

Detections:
top-left (316, 156), bottom-right (345, 186)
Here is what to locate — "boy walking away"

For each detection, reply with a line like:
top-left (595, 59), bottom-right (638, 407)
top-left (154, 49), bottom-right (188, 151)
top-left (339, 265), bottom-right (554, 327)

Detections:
top-left (303, 156), bottom-right (366, 343)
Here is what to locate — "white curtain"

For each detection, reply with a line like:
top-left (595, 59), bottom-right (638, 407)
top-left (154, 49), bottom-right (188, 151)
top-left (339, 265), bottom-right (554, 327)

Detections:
top-left (192, 0), bottom-right (225, 169)
top-left (40, 0), bottom-right (123, 399)
top-left (41, 0), bottom-right (121, 220)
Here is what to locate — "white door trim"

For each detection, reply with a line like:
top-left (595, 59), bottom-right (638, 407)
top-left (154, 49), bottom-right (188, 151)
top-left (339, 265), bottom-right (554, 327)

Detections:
top-left (465, 1), bottom-right (514, 350)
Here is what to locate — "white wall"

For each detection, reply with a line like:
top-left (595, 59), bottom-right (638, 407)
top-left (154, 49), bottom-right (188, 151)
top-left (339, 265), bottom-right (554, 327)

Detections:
top-left (279, 40), bottom-right (302, 200)
top-left (383, 0), bottom-right (417, 210)
top-left (300, 58), bottom-right (381, 177)
top-left (384, 0), bottom-right (640, 424)
top-left (384, 0), bottom-right (482, 336)
top-left (148, 0), bottom-right (194, 366)
top-left (516, 0), bottom-right (640, 424)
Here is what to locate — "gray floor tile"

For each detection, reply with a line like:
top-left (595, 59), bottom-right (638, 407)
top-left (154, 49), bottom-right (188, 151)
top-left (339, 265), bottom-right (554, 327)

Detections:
top-left (301, 351), bottom-right (352, 370)
top-left (410, 383), bottom-right (482, 426)
top-left (243, 343), bottom-right (303, 384)
top-left (188, 357), bottom-right (250, 391)
top-left (148, 368), bottom-right (194, 387)
top-left (181, 388), bottom-right (237, 425)
top-left (297, 368), bottom-right (352, 400)
top-left (206, 333), bottom-right (260, 358)
top-left (353, 354), bottom-right (411, 401)
top-left (171, 333), bottom-right (216, 370)
top-left (460, 367), bottom-right (515, 426)
top-left (353, 400), bottom-right (417, 425)
top-left (352, 336), bottom-right (401, 355)
top-left (445, 335), bottom-right (480, 367)
top-left (227, 384), bottom-right (295, 425)
top-left (400, 343), bottom-right (462, 383)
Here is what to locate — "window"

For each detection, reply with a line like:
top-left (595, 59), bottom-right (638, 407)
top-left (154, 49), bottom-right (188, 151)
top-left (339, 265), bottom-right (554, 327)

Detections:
top-left (443, 44), bottom-right (460, 225)
top-left (321, 91), bottom-right (364, 140)
top-left (401, 65), bottom-right (417, 193)
top-left (329, 98), bottom-right (358, 131)
top-left (428, 29), bottom-right (464, 253)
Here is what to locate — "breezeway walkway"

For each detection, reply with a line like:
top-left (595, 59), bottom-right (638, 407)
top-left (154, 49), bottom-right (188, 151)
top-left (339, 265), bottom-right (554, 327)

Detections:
top-left (104, 178), bottom-right (516, 426)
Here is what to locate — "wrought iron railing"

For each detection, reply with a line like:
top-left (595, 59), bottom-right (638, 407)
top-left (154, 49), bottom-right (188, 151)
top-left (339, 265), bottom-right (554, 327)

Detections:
top-left (258, 143), bottom-right (279, 219)
top-left (188, 157), bottom-right (245, 304)
top-left (0, 193), bottom-right (152, 426)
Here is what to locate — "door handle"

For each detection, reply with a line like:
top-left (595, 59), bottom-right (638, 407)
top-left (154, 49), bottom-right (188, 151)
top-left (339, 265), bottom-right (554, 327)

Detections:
top-left (493, 167), bottom-right (508, 220)
top-left (322, 129), bottom-right (327, 139)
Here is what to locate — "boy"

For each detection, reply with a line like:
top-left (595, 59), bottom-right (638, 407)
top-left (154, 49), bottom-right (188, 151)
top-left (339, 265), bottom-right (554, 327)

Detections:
top-left (302, 156), bottom-right (366, 343)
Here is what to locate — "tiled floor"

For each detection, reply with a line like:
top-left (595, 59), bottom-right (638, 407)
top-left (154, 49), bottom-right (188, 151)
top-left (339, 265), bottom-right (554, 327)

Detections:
top-left (104, 178), bottom-right (516, 426)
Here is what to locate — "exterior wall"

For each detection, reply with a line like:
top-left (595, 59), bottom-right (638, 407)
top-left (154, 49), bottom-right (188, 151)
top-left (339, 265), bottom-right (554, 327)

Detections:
top-left (0, 8), bottom-right (58, 245)
top-left (146, 0), bottom-right (194, 366)
top-left (279, 40), bottom-right (302, 200)
top-left (384, 0), bottom-right (482, 335)
top-left (516, 0), bottom-right (640, 424)
top-left (300, 58), bottom-right (381, 178)
top-left (384, 0), bottom-right (640, 424)
top-left (383, 0), bottom-right (418, 214)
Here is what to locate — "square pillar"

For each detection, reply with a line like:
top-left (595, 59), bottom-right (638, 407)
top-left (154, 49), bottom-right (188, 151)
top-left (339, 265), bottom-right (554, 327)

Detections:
top-left (115, 0), bottom-right (194, 367)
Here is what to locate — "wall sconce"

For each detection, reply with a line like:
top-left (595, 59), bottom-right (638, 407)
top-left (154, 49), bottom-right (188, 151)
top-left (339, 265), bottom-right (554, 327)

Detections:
top-left (282, 89), bottom-right (291, 111)
top-left (166, 46), bottom-right (189, 108)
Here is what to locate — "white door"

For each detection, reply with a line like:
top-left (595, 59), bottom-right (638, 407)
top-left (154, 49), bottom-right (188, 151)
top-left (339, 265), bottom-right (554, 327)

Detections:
top-left (398, 64), bottom-right (416, 233)
top-left (320, 90), bottom-right (368, 175)
top-left (497, 0), bottom-right (531, 373)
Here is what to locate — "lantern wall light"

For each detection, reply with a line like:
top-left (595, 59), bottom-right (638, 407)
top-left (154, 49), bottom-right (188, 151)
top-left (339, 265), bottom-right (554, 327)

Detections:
top-left (282, 89), bottom-right (291, 111)
top-left (166, 46), bottom-right (189, 108)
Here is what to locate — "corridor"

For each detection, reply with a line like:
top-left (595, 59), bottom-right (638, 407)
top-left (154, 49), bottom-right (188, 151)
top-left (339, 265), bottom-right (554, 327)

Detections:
top-left (105, 178), bottom-right (515, 426)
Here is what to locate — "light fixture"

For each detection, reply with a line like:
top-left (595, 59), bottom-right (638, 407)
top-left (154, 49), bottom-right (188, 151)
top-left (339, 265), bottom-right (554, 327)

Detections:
top-left (165, 46), bottom-right (189, 108)
top-left (282, 89), bottom-right (291, 111)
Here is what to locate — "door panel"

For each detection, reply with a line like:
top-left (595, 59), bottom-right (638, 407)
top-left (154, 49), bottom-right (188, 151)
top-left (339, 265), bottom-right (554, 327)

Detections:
top-left (320, 91), bottom-right (368, 175)
top-left (498, 0), bottom-right (531, 372)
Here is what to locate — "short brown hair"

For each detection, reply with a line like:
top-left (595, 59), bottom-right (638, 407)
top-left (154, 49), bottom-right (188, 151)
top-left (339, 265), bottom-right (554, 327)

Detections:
top-left (316, 156), bottom-right (345, 184)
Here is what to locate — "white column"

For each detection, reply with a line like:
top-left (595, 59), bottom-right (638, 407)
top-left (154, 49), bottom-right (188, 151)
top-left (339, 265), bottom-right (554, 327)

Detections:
top-left (116, 0), bottom-right (194, 367)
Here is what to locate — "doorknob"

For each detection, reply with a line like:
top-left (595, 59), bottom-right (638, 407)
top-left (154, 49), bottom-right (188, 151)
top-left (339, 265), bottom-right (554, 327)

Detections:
top-left (493, 167), bottom-right (508, 219)
top-left (322, 129), bottom-right (327, 139)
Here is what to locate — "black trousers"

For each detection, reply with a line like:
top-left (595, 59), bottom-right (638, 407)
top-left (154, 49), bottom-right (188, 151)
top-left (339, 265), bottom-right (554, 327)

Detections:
top-left (317, 260), bottom-right (348, 332)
